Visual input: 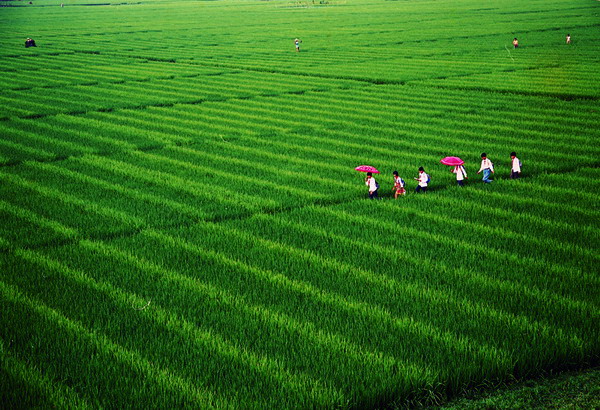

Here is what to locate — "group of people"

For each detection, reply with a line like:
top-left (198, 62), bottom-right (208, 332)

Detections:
top-left (364, 152), bottom-right (522, 199)
top-left (512, 33), bottom-right (572, 48)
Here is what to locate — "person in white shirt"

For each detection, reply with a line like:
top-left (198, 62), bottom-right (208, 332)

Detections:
top-left (392, 170), bottom-right (405, 199)
top-left (414, 167), bottom-right (429, 193)
top-left (452, 165), bottom-right (467, 186)
top-left (477, 153), bottom-right (494, 183)
top-left (365, 172), bottom-right (378, 199)
top-left (510, 152), bottom-right (521, 179)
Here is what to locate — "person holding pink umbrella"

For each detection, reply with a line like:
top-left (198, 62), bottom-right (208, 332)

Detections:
top-left (452, 164), bottom-right (468, 186)
top-left (365, 172), bottom-right (379, 199)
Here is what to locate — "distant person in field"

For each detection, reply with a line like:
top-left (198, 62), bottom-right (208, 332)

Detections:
top-left (414, 167), bottom-right (429, 193)
top-left (392, 171), bottom-right (406, 198)
top-left (510, 151), bottom-right (521, 179)
top-left (512, 37), bottom-right (519, 48)
top-left (294, 38), bottom-right (302, 52)
top-left (451, 164), bottom-right (467, 187)
top-left (25, 38), bottom-right (36, 48)
top-left (566, 34), bottom-right (571, 44)
top-left (365, 172), bottom-right (379, 199)
top-left (477, 153), bottom-right (494, 183)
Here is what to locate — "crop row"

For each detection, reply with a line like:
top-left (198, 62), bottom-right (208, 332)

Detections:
top-left (2, 195), bottom-right (594, 407)
top-left (0, 57), bottom-right (228, 91)
top-left (126, 96), bottom-right (595, 174)
top-left (0, 67), bottom-right (362, 120)
top-left (1, 86), bottom-right (596, 192)
top-left (419, 66), bottom-right (600, 98)
top-left (2, 144), bottom-right (597, 256)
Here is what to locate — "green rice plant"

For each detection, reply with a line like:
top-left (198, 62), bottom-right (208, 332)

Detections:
top-left (1, 0), bottom-right (599, 407)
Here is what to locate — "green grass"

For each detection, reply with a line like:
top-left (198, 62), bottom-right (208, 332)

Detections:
top-left (438, 367), bottom-right (600, 409)
top-left (1, 0), bottom-right (599, 407)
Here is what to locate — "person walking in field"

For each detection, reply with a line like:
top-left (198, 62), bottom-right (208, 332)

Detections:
top-left (392, 171), bottom-right (406, 198)
top-left (510, 151), bottom-right (521, 179)
top-left (477, 153), bottom-right (494, 183)
top-left (294, 38), bottom-right (302, 52)
top-left (414, 167), bottom-right (429, 193)
top-left (365, 172), bottom-right (379, 199)
top-left (451, 164), bottom-right (467, 186)
top-left (512, 37), bottom-right (519, 48)
top-left (566, 34), bottom-right (571, 44)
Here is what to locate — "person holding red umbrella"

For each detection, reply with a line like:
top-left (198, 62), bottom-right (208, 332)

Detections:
top-left (440, 156), bottom-right (466, 187)
top-left (365, 172), bottom-right (379, 199)
top-left (452, 164), bottom-right (468, 186)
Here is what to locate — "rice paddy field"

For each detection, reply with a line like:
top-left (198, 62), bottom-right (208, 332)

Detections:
top-left (1, 0), bottom-right (599, 407)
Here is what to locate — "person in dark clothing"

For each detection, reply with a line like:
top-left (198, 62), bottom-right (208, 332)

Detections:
top-left (25, 38), bottom-right (37, 48)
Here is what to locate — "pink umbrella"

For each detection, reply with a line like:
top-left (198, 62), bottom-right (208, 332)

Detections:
top-left (440, 156), bottom-right (464, 166)
top-left (355, 165), bottom-right (380, 174)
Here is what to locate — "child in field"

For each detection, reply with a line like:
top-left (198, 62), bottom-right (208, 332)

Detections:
top-left (365, 172), bottom-right (378, 199)
top-left (294, 38), bottom-right (302, 52)
top-left (512, 37), bottom-right (519, 48)
top-left (392, 171), bottom-right (405, 198)
top-left (451, 165), bottom-right (467, 186)
top-left (510, 151), bottom-right (521, 179)
top-left (477, 153), bottom-right (494, 183)
top-left (566, 34), bottom-right (571, 44)
top-left (414, 167), bottom-right (429, 193)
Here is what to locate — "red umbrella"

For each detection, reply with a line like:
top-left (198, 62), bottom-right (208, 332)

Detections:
top-left (355, 165), bottom-right (380, 174)
top-left (440, 156), bottom-right (464, 166)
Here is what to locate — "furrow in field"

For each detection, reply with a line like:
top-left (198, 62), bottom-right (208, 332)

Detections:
top-left (129, 147), bottom-right (330, 202)
top-left (469, 187), bottom-right (600, 229)
top-left (268, 87), bottom-right (600, 140)
top-left (223, 210), bottom-right (597, 341)
top-left (0, 138), bottom-right (55, 163)
top-left (205, 95), bottom-right (598, 161)
top-left (156, 145), bottom-right (355, 194)
top-left (0, 279), bottom-right (227, 408)
top-left (9, 117), bottom-right (138, 153)
top-left (76, 238), bottom-right (433, 406)
top-left (72, 153), bottom-right (280, 213)
top-left (0, 338), bottom-right (90, 409)
top-left (6, 246), bottom-right (348, 408)
top-left (0, 123), bottom-right (95, 157)
top-left (178, 102), bottom-right (588, 173)
top-left (46, 113), bottom-right (193, 146)
top-left (0, 173), bottom-right (144, 233)
top-left (284, 203), bottom-right (599, 306)
top-left (136, 228), bottom-right (515, 382)
top-left (22, 160), bottom-right (209, 222)
top-left (413, 191), bottom-right (599, 259)
top-left (0, 199), bottom-right (78, 248)
top-left (344, 84), bottom-right (600, 126)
